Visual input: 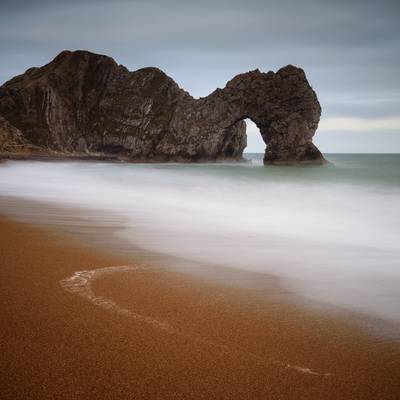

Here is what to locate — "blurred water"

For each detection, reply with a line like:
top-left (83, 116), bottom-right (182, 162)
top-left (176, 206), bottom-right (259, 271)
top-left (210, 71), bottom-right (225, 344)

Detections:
top-left (0, 154), bottom-right (399, 324)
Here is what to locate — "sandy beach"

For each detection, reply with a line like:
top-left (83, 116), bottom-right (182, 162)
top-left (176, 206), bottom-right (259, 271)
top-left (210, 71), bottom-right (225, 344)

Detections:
top-left (0, 215), bottom-right (399, 399)
top-left (1, 0), bottom-right (400, 397)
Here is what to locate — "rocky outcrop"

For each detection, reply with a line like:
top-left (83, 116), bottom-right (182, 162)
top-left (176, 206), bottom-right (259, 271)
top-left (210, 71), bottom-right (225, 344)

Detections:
top-left (0, 50), bottom-right (324, 164)
top-left (0, 115), bottom-right (36, 153)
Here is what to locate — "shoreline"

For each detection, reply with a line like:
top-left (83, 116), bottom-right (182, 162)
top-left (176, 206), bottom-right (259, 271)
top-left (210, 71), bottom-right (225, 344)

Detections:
top-left (1, 193), bottom-right (399, 341)
top-left (1, 215), bottom-right (400, 398)
top-left (0, 151), bottom-right (249, 164)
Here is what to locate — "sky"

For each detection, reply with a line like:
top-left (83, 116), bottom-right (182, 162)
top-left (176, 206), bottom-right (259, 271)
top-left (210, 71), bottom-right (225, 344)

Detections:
top-left (0, 0), bottom-right (399, 153)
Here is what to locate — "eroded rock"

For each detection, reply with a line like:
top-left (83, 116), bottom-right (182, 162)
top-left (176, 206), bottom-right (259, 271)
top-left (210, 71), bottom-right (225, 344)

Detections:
top-left (0, 50), bottom-right (324, 164)
top-left (0, 115), bottom-right (36, 153)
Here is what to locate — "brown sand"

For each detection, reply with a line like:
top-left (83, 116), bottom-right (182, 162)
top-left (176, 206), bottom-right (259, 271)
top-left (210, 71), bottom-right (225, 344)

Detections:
top-left (0, 216), bottom-right (399, 399)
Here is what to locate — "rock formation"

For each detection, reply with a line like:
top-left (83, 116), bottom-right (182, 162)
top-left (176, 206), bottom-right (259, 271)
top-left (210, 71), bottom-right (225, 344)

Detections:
top-left (0, 50), bottom-right (324, 164)
top-left (0, 115), bottom-right (35, 153)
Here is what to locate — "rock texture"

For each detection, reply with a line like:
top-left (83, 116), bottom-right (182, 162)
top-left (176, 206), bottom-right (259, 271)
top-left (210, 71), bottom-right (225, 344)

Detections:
top-left (0, 115), bottom-right (35, 153)
top-left (0, 50), bottom-right (324, 164)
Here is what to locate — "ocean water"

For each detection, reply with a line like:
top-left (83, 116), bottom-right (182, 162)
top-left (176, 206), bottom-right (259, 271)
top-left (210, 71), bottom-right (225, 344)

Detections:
top-left (0, 154), bottom-right (399, 325)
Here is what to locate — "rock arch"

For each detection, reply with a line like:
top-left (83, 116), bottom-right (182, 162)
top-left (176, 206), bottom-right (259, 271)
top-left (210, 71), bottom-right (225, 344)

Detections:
top-left (0, 51), bottom-right (324, 164)
top-left (166, 66), bottom-right (324, 164)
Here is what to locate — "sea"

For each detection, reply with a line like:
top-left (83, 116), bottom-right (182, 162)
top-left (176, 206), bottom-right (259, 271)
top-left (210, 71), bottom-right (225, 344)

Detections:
top-left (0, 153), bottom-right (399, 331)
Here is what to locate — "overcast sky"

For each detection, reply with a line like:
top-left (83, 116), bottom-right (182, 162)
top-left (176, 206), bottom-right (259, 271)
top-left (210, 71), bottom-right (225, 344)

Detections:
top-left (1, 0), bottom-right (399, 152)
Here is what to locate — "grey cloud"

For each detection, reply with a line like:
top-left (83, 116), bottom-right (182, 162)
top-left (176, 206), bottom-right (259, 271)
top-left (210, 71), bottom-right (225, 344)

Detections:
top-left (0, 0), bottom-right (399, 151)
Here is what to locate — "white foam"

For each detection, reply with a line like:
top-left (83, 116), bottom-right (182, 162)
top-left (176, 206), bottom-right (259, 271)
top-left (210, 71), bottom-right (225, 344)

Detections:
top-left (60, 264), bottom-right (332, 377)
top-left (60, 265), bottom-right (177, 331)
top-left (1, 160), bottom-right (400, 323)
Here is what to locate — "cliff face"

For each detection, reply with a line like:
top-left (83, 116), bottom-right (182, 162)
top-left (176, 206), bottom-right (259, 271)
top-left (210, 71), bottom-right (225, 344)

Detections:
top-left (0, 50), bottom-right (324, 164)
top-left (0, 115), bottom-right (35, 153)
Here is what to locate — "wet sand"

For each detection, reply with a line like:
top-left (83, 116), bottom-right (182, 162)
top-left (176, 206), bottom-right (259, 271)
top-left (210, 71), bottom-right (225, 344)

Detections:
top-left (1, 215), bottom-right (400, 399)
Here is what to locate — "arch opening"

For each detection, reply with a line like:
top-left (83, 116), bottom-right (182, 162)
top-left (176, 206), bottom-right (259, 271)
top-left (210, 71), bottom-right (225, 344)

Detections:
top-left (243, 118), bottom-right (266, 156)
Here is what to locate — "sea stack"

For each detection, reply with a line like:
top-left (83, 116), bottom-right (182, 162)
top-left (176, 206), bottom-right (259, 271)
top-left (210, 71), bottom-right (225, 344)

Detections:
top-left (0, 50), bottom-right (324, 164)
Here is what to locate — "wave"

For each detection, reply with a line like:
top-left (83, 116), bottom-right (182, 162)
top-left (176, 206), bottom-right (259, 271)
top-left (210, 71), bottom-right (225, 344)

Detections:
top-left (1, 157), bottom-right (400, 324)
